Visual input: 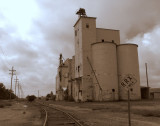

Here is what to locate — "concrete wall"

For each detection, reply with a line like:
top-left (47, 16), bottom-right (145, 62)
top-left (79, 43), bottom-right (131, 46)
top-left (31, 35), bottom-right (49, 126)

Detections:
top-left (74, 17), bottom-right (96, 101)
top-left (68, 56), bottom-right (75, 100)
top-left (56, 58), bottom-right (72, 100)
top-left (96, 28), bottom-right (120, 45)
top-left (74, 19), bottom-right (83, 78)
top-left (91, 42), bottom-right (119, 101)
top-left (117, 44), bottom-right (141, 100)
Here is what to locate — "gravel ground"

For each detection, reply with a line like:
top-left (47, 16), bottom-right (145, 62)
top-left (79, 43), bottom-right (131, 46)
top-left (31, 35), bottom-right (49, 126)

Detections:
top-left (0, 100), bottom-right (42, 126)
top-left (44, 100), bottom-right (160, 126)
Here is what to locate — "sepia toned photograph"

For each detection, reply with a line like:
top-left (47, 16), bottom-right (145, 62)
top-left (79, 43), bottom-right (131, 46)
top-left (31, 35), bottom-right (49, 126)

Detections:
top-left (0, 0), bottom-right (160, 126)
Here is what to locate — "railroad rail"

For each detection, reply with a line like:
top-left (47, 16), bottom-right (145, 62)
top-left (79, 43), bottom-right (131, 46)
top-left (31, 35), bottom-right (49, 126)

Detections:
top-left (37, 101), bottom-right (84, 126)
top-left (42, 108), bottom-right (47, 126)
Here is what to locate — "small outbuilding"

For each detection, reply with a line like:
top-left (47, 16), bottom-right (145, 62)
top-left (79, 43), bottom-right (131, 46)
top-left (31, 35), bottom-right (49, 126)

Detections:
top-left (150, 88), bottom-right (160, 99)
top-left (141, 86), bottom-right (150, 99)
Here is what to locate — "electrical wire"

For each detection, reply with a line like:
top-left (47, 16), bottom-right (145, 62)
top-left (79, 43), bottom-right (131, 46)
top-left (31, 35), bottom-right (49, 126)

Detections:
top-left (0, 46), bottom-right (11, 67)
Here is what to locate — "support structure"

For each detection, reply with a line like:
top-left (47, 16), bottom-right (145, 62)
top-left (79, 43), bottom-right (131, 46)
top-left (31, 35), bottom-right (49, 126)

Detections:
top-left (9, 66), bottom-right (16, 100)
top-left (14, 76), bottom-right (18, 97)
top-left (145, 63), bottom-right (149, 87)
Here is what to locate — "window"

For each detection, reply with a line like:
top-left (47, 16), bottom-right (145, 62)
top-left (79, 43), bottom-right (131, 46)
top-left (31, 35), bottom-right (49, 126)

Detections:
top-left (112, 89), bottom-right (115, 92)
top-left (59, 71), bottom-right (62, 82)
top-left (86, 23), bottom-right (89, 28)
top-left (102, 39), bottom-right (104, 42)
top-left (75, 30), bottom-right (77, 36)
top-left (78, 66), bottom-right (80, 72)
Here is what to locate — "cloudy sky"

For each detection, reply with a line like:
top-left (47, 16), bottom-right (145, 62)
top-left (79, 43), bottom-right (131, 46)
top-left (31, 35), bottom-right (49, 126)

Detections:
top-left (0, 0), bottom-right (160, 97)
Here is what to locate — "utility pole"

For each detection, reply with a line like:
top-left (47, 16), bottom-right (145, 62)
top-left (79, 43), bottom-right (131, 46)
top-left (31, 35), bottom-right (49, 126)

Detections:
top-left (20, 85), bottom-right (24, 99)
top-left (14, 76), bottom-right (19, 97)
top-left (145, 63), bottom-right (149, 87)
top-left (19, 84), bottom-right (21, 98)
top-left (19, 85), bottom-right (23, 98)
top-left (18, 81), bottom-right (20, 98)
top-left (9, 66), bottom-right (16, 100)
top-left (38, 90), bottom-right (39, 98)
top-left (128, 89), bottom-right (131, 126)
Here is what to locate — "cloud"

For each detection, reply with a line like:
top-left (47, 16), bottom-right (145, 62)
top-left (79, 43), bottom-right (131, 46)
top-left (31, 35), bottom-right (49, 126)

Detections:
top-left (34, 0), bottom-right (160, 89)
top-left (0, 0), bottom-right (160, 97)
top-left (128, 26), bottom-right (160, 87)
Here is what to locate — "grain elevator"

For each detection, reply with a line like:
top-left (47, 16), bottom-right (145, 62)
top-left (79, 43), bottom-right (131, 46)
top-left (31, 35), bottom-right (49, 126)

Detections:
top-left (55, 8), bottom-right (141, 102)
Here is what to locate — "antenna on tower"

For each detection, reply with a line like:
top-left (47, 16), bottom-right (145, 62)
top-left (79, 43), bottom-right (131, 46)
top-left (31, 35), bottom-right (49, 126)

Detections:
top-left (76, 8), bottom-right (87, 17)
top-left (59, 53), bottom-right (63, 66)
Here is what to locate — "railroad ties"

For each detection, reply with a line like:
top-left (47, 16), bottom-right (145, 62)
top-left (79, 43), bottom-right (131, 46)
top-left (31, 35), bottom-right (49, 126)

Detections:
top-left (37, 102), bottom-right (84, 126)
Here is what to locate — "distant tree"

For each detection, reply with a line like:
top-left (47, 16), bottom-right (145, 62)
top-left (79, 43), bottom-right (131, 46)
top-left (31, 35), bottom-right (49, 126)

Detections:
top-left (0, 83), bottom-right (16, 99)
top-left (46, 94), bottom-right (51, 98)
top-left (50, 91), bottom-right (56, 100)
top-left (52, 95), bottom-right (56, 100)
top-left (26, 95), bottom-right (36, 102)
top-left (0, 83), bottom-right (6, 99)
top-left (46, 93), bottom-right (51, 101)
top-left (45, 91), bottom-right (56, 101)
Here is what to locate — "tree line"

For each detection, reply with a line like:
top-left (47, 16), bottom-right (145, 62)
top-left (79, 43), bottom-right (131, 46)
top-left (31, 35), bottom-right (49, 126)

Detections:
top-left (0, 83), bottom-right (16, 99)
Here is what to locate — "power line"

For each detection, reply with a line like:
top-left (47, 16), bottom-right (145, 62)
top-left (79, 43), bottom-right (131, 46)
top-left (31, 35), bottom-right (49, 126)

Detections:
top-left (0, 46), bottom-right (11, 67)
top-left (0, 53), bottom-right (10, 69)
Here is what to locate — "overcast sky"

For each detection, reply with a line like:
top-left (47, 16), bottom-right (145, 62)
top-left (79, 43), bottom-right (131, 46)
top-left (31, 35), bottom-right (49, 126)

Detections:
top-left (0, 0), bottom-right (160, 97)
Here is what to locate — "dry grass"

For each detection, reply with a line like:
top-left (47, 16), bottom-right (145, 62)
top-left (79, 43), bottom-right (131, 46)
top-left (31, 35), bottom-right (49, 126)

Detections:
top-left (43, 99), bottom-right (160, 126)
top-left (0, 100), bottom-right (12, 108)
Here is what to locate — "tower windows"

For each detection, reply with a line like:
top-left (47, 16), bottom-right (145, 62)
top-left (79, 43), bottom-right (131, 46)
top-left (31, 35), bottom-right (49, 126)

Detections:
top-left (86, 23), bottom-right (89, 28)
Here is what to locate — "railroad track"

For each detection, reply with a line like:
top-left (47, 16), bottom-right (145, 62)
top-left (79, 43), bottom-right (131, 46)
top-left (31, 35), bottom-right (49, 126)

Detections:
top-left (37, 102), bottom-right (84, 126)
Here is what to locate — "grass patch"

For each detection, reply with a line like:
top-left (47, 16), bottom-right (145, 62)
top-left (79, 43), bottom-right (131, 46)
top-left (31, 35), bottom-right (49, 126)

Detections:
top-left (0, 102), bottom-right (12, 108)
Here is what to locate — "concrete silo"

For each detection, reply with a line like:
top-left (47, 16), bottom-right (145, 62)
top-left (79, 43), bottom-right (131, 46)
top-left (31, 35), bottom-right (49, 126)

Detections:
top-left (117, 44), bottom-right (141, 100)
top-left (91, 42), bottom-right (119, 101)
